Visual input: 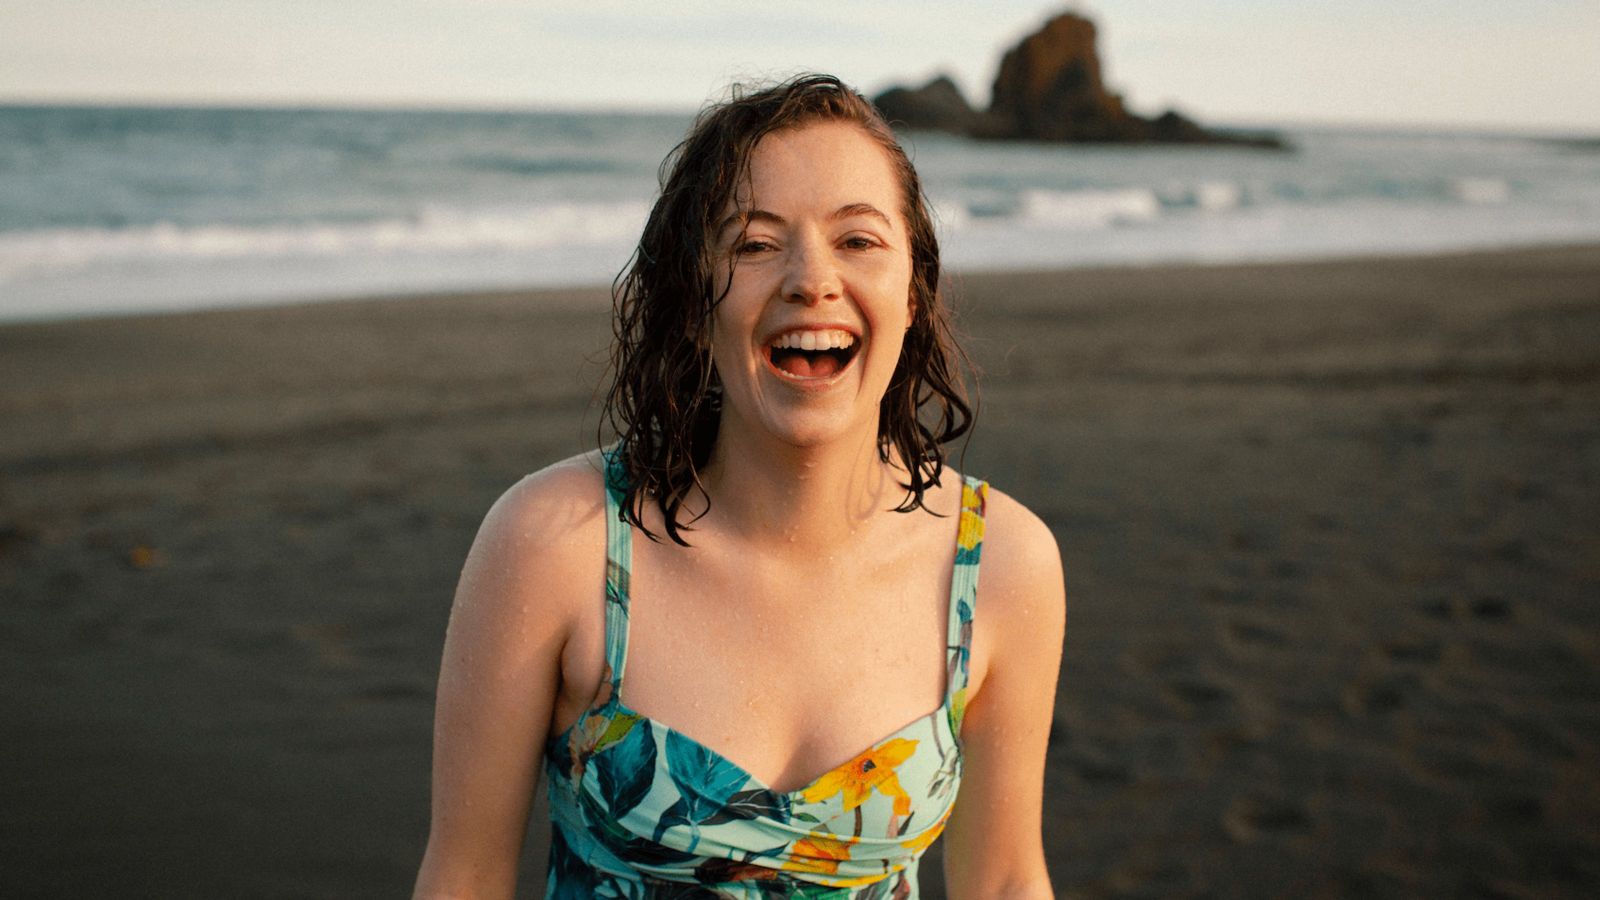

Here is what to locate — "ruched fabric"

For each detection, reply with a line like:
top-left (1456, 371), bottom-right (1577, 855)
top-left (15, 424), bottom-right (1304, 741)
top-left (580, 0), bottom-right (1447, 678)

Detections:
top-left (543, 452), bottom-right (988, 898)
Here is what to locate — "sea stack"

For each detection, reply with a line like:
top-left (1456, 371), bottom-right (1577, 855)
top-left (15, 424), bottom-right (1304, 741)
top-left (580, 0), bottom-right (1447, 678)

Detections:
top-left (873, 10), bottom-right (1284, 148)
top-left (872, 74), bottom-right (982, 134)
top-left (985, 11), bottom-right (1133, 141)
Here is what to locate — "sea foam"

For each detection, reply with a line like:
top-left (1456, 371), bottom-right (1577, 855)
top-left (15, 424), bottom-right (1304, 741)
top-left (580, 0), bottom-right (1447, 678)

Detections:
top-left (4, 105), bottom-right (1600, 321)
top-left (0, 201), bottom-right (652, 280)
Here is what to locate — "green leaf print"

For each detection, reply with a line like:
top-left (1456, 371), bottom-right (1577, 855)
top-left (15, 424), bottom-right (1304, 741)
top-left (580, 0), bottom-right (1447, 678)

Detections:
top-left (698, 787), bottom-right (791, 828)
top-left (595, 717), bottom-right (657, 819)
top-left (650, 730), bottom-right (755, 844)
top-left (593, 712), bottom-right (643, 755)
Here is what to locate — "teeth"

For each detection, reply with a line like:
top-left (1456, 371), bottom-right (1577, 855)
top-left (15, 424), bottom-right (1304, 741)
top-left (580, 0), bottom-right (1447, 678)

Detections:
top-left (771, 329), bottom-right (856, 350)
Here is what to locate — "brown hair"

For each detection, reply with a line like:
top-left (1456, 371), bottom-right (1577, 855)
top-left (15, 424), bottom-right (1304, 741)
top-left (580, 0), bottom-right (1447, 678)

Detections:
top-left (603, 73), bottom-right (973, 544)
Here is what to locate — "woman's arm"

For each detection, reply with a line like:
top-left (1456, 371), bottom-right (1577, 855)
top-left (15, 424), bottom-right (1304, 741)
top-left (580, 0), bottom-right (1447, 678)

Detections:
top-left (941, 489), bottom-right (1066, 899)
top-left (413, 461), bottom-right (605, 900)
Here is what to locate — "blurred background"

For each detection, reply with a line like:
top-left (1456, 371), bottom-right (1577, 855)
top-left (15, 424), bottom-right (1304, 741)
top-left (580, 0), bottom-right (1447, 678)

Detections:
top-left (4, 0), bottom-right (1600, 321)
top-left (2, 2), bottom-right (1597, 897)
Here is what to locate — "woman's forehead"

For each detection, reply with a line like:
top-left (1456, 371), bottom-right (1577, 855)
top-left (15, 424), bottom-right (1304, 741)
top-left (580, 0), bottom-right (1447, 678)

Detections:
top-left (728, 122), bottom-right (904, 221)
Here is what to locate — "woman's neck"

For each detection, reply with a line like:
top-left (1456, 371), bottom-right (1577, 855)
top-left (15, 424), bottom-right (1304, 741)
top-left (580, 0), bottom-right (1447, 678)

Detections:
top-left (697, 418), bottom-right (905, 553)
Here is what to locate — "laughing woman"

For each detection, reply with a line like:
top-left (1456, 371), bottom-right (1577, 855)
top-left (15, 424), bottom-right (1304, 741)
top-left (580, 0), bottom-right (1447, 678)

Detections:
top-left (414, 75), bottom-right (1065, 899)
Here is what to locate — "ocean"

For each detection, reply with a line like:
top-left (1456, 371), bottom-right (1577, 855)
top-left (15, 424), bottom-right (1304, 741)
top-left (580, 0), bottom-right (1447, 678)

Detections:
top-left (2, 104), bottom-right (1598, 322)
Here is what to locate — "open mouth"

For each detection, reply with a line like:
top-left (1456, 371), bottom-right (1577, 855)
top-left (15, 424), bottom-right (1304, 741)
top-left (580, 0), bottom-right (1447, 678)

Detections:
top-left (766, 328), bottom-right (860, 380)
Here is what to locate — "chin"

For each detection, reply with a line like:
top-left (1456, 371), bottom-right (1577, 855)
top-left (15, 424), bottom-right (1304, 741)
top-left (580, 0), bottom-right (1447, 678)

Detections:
top-left (765, 418), bottom-right (857, 449)
top-left (751, 402), bottom-right (876, 450)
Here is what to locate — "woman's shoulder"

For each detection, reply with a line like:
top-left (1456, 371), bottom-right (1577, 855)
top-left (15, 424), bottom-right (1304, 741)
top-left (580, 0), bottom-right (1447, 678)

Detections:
top-left (465, 450), bottom-right (610, 600)
top-left (492, 449), bottom-right (610, 526)
top-left (965, 477), bottom-right (1065, 618)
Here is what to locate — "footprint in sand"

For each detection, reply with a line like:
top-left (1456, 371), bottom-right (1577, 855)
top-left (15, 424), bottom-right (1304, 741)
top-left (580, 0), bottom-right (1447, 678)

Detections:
top-left (1381, 637), bottom-right (1443, 664)
top-left (1418, 596), bottom-right (1456, 619)
top-left (1166, 677), bottom-right (1236, 719)
top-left (1340, 672), bottom-right (1419, 716)
top-left (1221, 795), bottom-right (1311, 843)
top-left (1470, 596), bottom-right (1513, 621)
top-left (1226, 619), bottom-right (1289, 648)
top-left (1065, 751), bottom-right (1131, 785)
top-left (1416, 595), bottom-right (1513, 623)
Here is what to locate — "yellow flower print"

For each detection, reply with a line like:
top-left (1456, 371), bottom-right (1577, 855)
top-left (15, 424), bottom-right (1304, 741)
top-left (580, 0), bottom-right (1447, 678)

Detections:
top-left (957, 483), bottom-right (987, 551)
top-left (782, 833), bottom-right (887, 887)
top-left (801, 737), bottom-right (918, 815)
top-left (783, 833), bottom-right (856, 876)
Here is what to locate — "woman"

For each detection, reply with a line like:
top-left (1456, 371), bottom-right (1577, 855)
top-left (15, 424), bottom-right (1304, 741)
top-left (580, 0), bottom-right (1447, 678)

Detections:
top-left (414, 75), bottom-right (1065, 898)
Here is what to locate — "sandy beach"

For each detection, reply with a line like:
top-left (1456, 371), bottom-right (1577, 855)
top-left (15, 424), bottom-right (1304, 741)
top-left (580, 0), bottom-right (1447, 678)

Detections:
top-left (2, 244), bottom-right (1597, 898)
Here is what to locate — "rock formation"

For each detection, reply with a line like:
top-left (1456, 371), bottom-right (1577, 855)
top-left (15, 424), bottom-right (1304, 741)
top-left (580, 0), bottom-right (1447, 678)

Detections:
top-left (872, 75), bottom-right (981, 134)
top-left (985, 11), bottom-right (1131, 141)
top-left (872, 11), bottom-right (1283, 148)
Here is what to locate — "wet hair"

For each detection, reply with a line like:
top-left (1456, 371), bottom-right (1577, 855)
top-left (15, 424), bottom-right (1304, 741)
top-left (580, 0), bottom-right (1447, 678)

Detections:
top-left (602, 73), bottom-right (973, 545)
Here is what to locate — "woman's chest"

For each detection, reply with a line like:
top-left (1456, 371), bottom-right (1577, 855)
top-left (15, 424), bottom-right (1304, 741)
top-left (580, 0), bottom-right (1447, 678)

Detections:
top-left (619, 537), bottom-right (954, 793)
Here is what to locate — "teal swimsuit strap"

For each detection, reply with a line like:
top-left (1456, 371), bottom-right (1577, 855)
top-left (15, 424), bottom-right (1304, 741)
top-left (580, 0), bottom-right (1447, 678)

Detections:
top-left (946, 476), bottom-right (988, 736)
top-left (601, 450), bottom-right (632, 690)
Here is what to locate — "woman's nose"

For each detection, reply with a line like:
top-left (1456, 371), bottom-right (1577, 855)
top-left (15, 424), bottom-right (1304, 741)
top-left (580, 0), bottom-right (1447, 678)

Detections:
top-left (783, 237), bottom-right (840, 305)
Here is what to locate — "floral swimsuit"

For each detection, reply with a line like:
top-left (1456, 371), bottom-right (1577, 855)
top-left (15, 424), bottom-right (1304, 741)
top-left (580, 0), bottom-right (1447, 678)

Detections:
top-left (542, 455), bottom-right (988, 898)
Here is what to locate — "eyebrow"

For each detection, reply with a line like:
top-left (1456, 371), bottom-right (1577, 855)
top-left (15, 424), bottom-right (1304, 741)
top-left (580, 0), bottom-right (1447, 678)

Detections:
top-left (832, 203), bottom-right (892, 227)
top-left (718, 203), bottom-right (893, 235)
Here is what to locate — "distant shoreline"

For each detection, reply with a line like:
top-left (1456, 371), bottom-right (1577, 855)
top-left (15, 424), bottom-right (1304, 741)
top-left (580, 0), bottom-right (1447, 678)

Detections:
top-left (5, 240), bottom-right (1600, 328)
top-left (6, 108), bottom-right (1598, 323)
top-left (4, 99), bottom-right (1600, 139)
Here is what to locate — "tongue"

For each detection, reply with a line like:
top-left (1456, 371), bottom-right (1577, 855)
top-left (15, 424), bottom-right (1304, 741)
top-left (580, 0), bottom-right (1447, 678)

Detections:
top-left (774, 349), bottom-right (841, 378)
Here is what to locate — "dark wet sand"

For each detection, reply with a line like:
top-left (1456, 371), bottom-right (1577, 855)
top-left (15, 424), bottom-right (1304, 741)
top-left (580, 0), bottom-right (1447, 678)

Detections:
top-left (2, 245), bottom-right (1597, 898)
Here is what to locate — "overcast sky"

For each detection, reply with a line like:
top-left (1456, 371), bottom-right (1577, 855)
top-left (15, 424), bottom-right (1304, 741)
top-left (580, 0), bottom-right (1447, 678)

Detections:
top-left (3, 1), bottom-right (1597, 133)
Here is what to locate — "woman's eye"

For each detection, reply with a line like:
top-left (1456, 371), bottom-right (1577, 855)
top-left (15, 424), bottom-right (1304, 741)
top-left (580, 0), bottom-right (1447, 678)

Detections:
top-left (842, 235), bottom-right (878, 250)
top-left (735, 239), bottom-right (776, 255)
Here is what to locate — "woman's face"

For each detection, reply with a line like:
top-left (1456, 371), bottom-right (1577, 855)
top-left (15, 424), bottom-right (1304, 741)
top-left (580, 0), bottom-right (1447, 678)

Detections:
top-left (708, 121), bottom-right (914, 451)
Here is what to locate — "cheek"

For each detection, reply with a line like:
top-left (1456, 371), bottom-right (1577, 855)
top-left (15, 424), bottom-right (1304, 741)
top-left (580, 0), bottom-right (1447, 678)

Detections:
top-left (709, 308), bottom-right (758, 374)
top-left (882, 268), bottom-right (916, 330)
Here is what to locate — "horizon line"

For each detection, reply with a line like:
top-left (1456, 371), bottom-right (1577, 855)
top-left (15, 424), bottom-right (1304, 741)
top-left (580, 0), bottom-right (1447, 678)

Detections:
top-left (1, 94), bottom-right (1597, 141)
